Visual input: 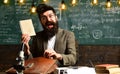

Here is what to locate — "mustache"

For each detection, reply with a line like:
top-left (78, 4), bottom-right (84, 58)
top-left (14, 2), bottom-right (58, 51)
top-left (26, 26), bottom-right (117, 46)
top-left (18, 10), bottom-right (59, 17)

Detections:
top-left (45, 21), bottom-right (55, 26)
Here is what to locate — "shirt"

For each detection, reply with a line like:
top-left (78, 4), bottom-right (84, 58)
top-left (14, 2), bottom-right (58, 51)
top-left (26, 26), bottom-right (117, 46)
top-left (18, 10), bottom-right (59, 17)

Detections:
top-left (47, 35), bottom-right (56, 50)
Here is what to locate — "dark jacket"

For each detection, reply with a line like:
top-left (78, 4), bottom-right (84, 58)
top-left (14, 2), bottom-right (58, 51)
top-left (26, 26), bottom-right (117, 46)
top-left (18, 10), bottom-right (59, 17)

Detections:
top-left (30, 28), bottom-right (77, 67)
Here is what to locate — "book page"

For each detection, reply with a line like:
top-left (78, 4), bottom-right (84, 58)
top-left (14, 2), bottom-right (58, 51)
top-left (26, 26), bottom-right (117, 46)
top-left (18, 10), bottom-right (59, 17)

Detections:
top-left (19, 19), bottom-right (36, 36)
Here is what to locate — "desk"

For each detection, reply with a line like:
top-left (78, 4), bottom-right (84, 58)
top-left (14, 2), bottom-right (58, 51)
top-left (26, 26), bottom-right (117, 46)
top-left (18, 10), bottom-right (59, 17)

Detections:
top-left (6, 57), bottom-right (57, 74)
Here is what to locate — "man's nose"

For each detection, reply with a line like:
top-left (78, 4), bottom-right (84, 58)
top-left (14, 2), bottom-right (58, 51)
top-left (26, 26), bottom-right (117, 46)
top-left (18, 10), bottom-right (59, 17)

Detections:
top-left (46, 16), bottom-right (52, 21)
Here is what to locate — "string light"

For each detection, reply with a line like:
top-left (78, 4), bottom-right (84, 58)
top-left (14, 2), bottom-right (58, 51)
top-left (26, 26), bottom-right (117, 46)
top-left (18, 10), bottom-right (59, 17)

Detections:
top-left (117, 0), bottom-right (120, 5)
top-left (43, 0), bottom-right (47, 2)
top-left (30, 0), bottom-right (36, 14)
top-left (18, 0), bottom-right (25, 5)
top-left (91, 0), bottom-right (98, 5)
top-left (61, 0), bottom-right (66, 10)
top-left (3, 0), bottom-right (120, 11)
top-left (106, 0), bottom-right (112, 8)
top-left (71, 0), bottom-right (77, 6)
top-left (30, 6), bottom-right (36, 13)
top-left (3, 0), bottom-right (9, 4)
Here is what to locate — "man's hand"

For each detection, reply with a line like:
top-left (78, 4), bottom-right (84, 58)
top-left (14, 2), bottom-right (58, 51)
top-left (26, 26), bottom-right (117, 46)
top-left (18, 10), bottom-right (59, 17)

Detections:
top-left (22, 34), bottom-right (31, 44)
top-left (21, 34), bottom-right (31, 55)
top-left (44, 49), bottom-right (62, 60)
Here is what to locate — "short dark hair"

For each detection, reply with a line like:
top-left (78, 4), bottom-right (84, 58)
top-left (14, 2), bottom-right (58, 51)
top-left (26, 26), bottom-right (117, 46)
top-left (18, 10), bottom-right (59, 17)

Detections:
top-left (36, 4), bottom-right (56, 17)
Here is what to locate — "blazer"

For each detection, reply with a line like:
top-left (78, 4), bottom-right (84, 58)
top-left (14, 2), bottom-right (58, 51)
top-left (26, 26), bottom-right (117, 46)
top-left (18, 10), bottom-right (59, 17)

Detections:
top-left (30, 28), bottom-right (77, 66)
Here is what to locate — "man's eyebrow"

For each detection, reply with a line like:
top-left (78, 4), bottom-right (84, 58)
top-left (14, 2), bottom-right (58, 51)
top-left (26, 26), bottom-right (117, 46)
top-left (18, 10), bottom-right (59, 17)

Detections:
top-left (40, 15), bottom-right (46, 17)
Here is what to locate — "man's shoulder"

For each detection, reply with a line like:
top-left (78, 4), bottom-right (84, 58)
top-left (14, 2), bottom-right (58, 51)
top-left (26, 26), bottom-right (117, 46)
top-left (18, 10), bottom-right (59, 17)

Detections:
top-left (59, 28), bottom-right (74, 34)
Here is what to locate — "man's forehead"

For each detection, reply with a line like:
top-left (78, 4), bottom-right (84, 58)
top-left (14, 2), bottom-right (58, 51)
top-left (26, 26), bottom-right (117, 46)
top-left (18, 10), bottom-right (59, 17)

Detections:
top-left (41, 10), bottom-right (54, 16)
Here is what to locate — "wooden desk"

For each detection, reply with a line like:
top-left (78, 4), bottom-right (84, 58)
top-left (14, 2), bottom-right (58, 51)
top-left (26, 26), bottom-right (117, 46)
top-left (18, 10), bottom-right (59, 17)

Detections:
top-left (6, 57), bottom-right (57, 74)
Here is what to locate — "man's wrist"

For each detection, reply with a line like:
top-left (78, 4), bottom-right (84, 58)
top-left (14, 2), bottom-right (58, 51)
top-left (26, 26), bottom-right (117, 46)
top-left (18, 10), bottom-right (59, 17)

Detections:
top-left (27, 49), bottom-right (31, 55)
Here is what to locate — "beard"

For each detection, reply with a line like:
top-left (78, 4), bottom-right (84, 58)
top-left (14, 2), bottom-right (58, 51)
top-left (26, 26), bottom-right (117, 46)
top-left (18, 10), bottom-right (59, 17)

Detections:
top-left (42, 21), bottom-right (58, 40)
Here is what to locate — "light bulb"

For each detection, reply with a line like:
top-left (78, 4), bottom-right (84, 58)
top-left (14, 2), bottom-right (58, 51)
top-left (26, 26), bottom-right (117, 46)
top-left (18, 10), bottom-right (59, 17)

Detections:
top-left (72, 0), bottom-right (77, 6)
top-left (106, 1), bottom-right (112, 8)
top-left (19, 0), bottom-right (25, 5)
top-left (92, 0), bottom-right (98, 5)
top-left (61, 0), bottom-right (66, 10)
top-left (61, 4), bottom-right (66, 10)
top-left (118, 0), bottom-right (120, 5)
top-left (3, 0), bottom-right (9, 4)
top-left (43, 0), bottom-right (47, 2)
top-left (31, 6), bottom-right (36, 13)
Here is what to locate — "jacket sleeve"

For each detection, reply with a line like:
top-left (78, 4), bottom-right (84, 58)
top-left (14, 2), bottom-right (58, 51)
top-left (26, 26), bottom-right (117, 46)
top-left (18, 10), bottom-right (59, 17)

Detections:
top-left (61, 32), bottom-right (77, 66)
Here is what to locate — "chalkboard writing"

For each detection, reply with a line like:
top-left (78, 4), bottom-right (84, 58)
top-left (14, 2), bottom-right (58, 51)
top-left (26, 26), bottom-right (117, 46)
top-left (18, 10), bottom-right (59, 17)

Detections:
top-left (0, 0), bottom-right (41, 44)
top-left (66, 0), bottom-right (120, 45)
top-left (0, 0), bottom-right (120, 45)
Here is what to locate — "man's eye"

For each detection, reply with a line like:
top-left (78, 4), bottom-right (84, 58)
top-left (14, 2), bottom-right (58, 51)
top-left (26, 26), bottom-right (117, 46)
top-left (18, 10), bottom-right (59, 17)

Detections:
top-left (41, 16), bottom-right (46, 20)
top-left (49, 14), bottom-right (55, 18)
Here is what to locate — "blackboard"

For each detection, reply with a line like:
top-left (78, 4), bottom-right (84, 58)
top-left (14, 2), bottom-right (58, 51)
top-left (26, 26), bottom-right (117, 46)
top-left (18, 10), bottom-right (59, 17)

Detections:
top-left (66, 0), bottom-right (120, 45)
top-left (0, 0), bottom-right (120, 45)
top-left (0, 0), bottom-right (41, 44)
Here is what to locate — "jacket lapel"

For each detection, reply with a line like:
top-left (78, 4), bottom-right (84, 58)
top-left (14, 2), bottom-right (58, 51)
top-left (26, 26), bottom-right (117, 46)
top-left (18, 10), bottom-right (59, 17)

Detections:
top-left (54, 28), bottom-right (62, 51)
top-left (44, 40), bottom-right (47, 50)
top-left (54, 34), bottom-right (58, 51)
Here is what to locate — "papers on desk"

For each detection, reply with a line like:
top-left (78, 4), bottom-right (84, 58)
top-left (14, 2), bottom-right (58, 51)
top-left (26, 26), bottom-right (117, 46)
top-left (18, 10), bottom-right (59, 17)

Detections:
top-left (55, 66), bottom-right (96, 74)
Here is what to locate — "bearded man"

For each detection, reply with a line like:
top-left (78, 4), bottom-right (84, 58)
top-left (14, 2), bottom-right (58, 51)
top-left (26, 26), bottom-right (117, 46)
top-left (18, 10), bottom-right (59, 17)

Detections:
top-left (22, 4), bottom-right (77, 67)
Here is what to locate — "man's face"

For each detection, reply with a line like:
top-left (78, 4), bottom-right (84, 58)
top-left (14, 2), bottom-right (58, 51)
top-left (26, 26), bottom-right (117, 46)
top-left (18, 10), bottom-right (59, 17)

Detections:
top-left (40, 10), bottom-right (58, 39)
top-left (40, 10), bottom-right (58, 30)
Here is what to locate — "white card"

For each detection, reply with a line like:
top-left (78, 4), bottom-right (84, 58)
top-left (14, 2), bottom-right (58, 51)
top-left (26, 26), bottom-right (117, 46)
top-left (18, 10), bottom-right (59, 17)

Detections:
top-left (19, 19), bottom-right (36, 36)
